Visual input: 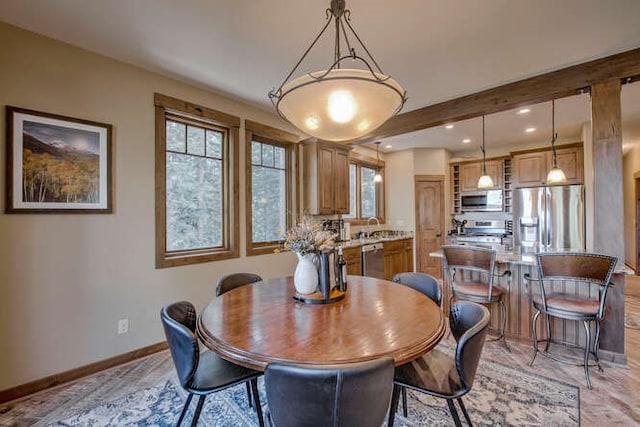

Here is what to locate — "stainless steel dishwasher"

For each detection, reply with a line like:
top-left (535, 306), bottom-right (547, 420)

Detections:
top-left (361, 242), bottom-right (384, 278)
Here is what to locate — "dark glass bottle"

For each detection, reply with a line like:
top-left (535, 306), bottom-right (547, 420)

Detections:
top-left (336, 247), bottom-right (347, 291)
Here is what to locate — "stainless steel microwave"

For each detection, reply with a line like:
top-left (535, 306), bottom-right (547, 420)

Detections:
top-left (460, 190), bottom-right (503, 212)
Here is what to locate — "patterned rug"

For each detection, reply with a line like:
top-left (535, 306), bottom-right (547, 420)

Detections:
top-left (49, 355), bottom-right (580, 427)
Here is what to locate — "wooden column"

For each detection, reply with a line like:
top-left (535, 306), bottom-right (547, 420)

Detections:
top-left (591, 80), bottom-right (625, 358)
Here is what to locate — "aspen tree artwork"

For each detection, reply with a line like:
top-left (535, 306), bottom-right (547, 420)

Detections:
top-left (6, 107), bottom-right (112, 213)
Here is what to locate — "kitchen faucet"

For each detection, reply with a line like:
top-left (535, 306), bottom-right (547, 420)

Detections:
top-left (366, 217), bottom-right (380, 238)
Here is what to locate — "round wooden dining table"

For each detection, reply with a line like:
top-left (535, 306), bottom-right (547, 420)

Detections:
top-left (197, 275), bottom-right (446, 371)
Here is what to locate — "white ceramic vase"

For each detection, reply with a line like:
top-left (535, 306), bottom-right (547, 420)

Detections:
top-left (294, 252), bottom-right (319, 294)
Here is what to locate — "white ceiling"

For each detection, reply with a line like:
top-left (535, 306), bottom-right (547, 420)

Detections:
top-left (2, 0), bottom-right (640, 155)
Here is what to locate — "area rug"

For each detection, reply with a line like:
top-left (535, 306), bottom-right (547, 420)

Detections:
top-left (50, 357), bottom-right (580, 427)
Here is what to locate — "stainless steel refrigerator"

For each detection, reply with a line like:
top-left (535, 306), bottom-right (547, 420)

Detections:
top-left (513, 184), bottom-right (585, 253)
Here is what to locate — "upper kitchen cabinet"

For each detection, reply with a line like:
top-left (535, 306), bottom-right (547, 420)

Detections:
top-left (303, 141), bottom-right (351, 215)
top-left (451, 157), bottom-right (511, 214)
top-left (459, 159), bottom-right (503, 192)
top-left (512, 143), bottom-right (583, 187)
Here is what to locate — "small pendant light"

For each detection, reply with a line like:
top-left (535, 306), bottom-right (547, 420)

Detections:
top-left (374, 141), bottom-right (382, 183)
top-left (546, 99), bottom-right (567, 184)
top-left (477, 115), bottom-right (494, 189)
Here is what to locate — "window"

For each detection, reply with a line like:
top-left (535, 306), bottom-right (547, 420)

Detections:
top-left (155, 93), bottom-right (240, 267)
top-left (245, 120), bottom-right (297, 256)
top-left (345, 158), bottom-right (385, 223)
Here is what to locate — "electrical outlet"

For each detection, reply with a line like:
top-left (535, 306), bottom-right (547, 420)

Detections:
top-left (117, 318), bottom-right (129, 335)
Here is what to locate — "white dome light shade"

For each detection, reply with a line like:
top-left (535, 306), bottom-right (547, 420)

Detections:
top-left (477, 174), bottom-right (494, 189)
top-left (275, 69), bottom-right (405, 141)
top-left (546, 167), bottom-right (567, 184)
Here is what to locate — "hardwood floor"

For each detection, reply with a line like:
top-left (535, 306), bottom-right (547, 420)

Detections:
top-left (1, 279), bottom-right (639, 425)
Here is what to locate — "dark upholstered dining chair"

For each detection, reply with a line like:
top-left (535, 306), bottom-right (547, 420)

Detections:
top-left (215, 272), bottom-right (263, 297)
top-left (387, 301), bottom-right (490, 427)
top-left (528, 252), bottom-right (617, 389)
top-left (441, 245), bottom-right (511, 348)
top-left (215, 272), bottom-right (263, 407)
top-left (161, 301), bottom-right (265, 427)
top-left (392, 271), bottom-right (443, 417)
top-left (264, 357), bottom-right (394, 427)
top-left (392, 272), bottom-right (442, 306)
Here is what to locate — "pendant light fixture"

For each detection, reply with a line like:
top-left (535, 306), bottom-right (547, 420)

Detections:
top-left (268, 0), bottom-right (407, 142)
top-left (477, 115), bottom-right (494, 189)
top-left (374, 141), bottom-right (382, 183)
top-left (546, 99), bottom-right (567, 184)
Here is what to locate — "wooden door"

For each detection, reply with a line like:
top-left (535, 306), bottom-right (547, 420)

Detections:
top-left (484, 159), bottom-right (504, 188)
top-left (342, 246), bottom-right (362, 276)
top-left (555, 146), bottom-right (584, 184)
top-left (513, 151), bottom-right (548, 187)
top-left (459, 162), bottom-right (483, 192)
top-left (317, 146), bottom-right (335, 214)
top-left (415, 177), bottom-right (444, 278)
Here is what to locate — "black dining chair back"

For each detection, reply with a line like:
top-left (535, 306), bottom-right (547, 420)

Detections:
top-left (215, 272), bottom-right (262, 297)
top-left (529, 252), bottom-right (617, 389)
top-left (162, 301), bottom-right (199, 388)
top-left (391, 271), bottom-right (443, 418)
top-left (392, 272), bottom-right (442, 305)
top-left (161, 301), bottom-right (265, 426)
top-left (214, 273), bottom-right (263, 408)
top-left (450, 301), bottom-right (490, 392)
top-left (265, 357), bottom-right (394, 427)
top-left (388, 301), bottom-right (490, 427)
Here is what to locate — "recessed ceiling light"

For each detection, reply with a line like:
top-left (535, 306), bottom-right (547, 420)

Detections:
top-left (525, 127), bottom-right (536, 133)
top-left (462, 138), bottom-right (471, 144)
top-left (385, 144), bottom-right (392, 149)
top-left (445, 124), bottom-right (454, 129)
top-left (518, 108), bottom-right (531, 114)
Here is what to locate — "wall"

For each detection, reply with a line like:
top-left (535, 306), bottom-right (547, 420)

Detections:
top-left (385, 148), bottom-right (450, 232)
top-left (0, 23), bottom-right (300, 390)
top-left (623, 144), bottom-right (640, 271)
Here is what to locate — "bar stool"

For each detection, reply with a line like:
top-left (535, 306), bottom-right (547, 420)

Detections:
top-left (528, 252), bottom-right (617, 389)
top-left (441, 245), bottom-right (511, 349)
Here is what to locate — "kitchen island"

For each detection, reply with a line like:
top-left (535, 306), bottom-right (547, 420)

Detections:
top-left (430, 249), bottom-right (628, 363)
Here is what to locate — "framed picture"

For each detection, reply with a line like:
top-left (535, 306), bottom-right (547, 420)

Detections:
top-left (6, 106), bottom-right (113, 213)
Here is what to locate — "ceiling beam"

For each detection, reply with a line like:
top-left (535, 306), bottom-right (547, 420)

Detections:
top-left (350, 47), bottom-right (640, 145)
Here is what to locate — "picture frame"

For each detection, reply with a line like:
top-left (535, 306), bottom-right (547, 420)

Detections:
top-left (5, 106), bottom-right (113, 213)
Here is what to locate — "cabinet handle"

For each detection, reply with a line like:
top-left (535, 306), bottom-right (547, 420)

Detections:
top-left (436, 233), bottom-right (442, 237)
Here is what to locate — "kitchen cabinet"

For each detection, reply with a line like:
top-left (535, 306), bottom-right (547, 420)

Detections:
top-left (383, 238), bottom-right (414, 280)
top-left (459, 160), bottom-right (503, 191)
top-left (342, 246), bottom-right (362, 276)
top-left (451, 158), bottom-right (509, 214)
top-left (512, 143), bottom-right (583, 187)
top-left (303, 141), bottom-right (350, 215)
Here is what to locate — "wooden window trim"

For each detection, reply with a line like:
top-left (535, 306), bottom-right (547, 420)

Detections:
top-left (245, 120), bottom-right (298, 256)
top-left (155, 93), bottom-right (240, 268)
top-left (345, 156), bottom-right (386, 225)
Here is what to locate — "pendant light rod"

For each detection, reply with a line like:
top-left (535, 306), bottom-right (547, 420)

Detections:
top-left (374, 141), bottom-right (382, 183)
top-left (551, 99), bottom-right (558, 167)
top-left (268, 0), bottom-right (407, 142)
top-left (481, 115), bottom-right (487, 175)
top-left (546, 99), bottom-right (567, 184)
top-left (477, 115), bottom-right (494, 189)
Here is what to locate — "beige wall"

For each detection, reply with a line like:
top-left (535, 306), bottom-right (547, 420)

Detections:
top-left (0, 23), bottom-right (300, 390)
top-left (623, 145), bottom-right (640, 271)
top-left (385, 148), bottom-right (450, 232)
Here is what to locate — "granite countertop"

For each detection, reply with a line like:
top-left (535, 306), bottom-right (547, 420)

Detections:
top-left (429, 249), bottom-right (633, 274)
top-left (339, 233), bottom-right (413, 249)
